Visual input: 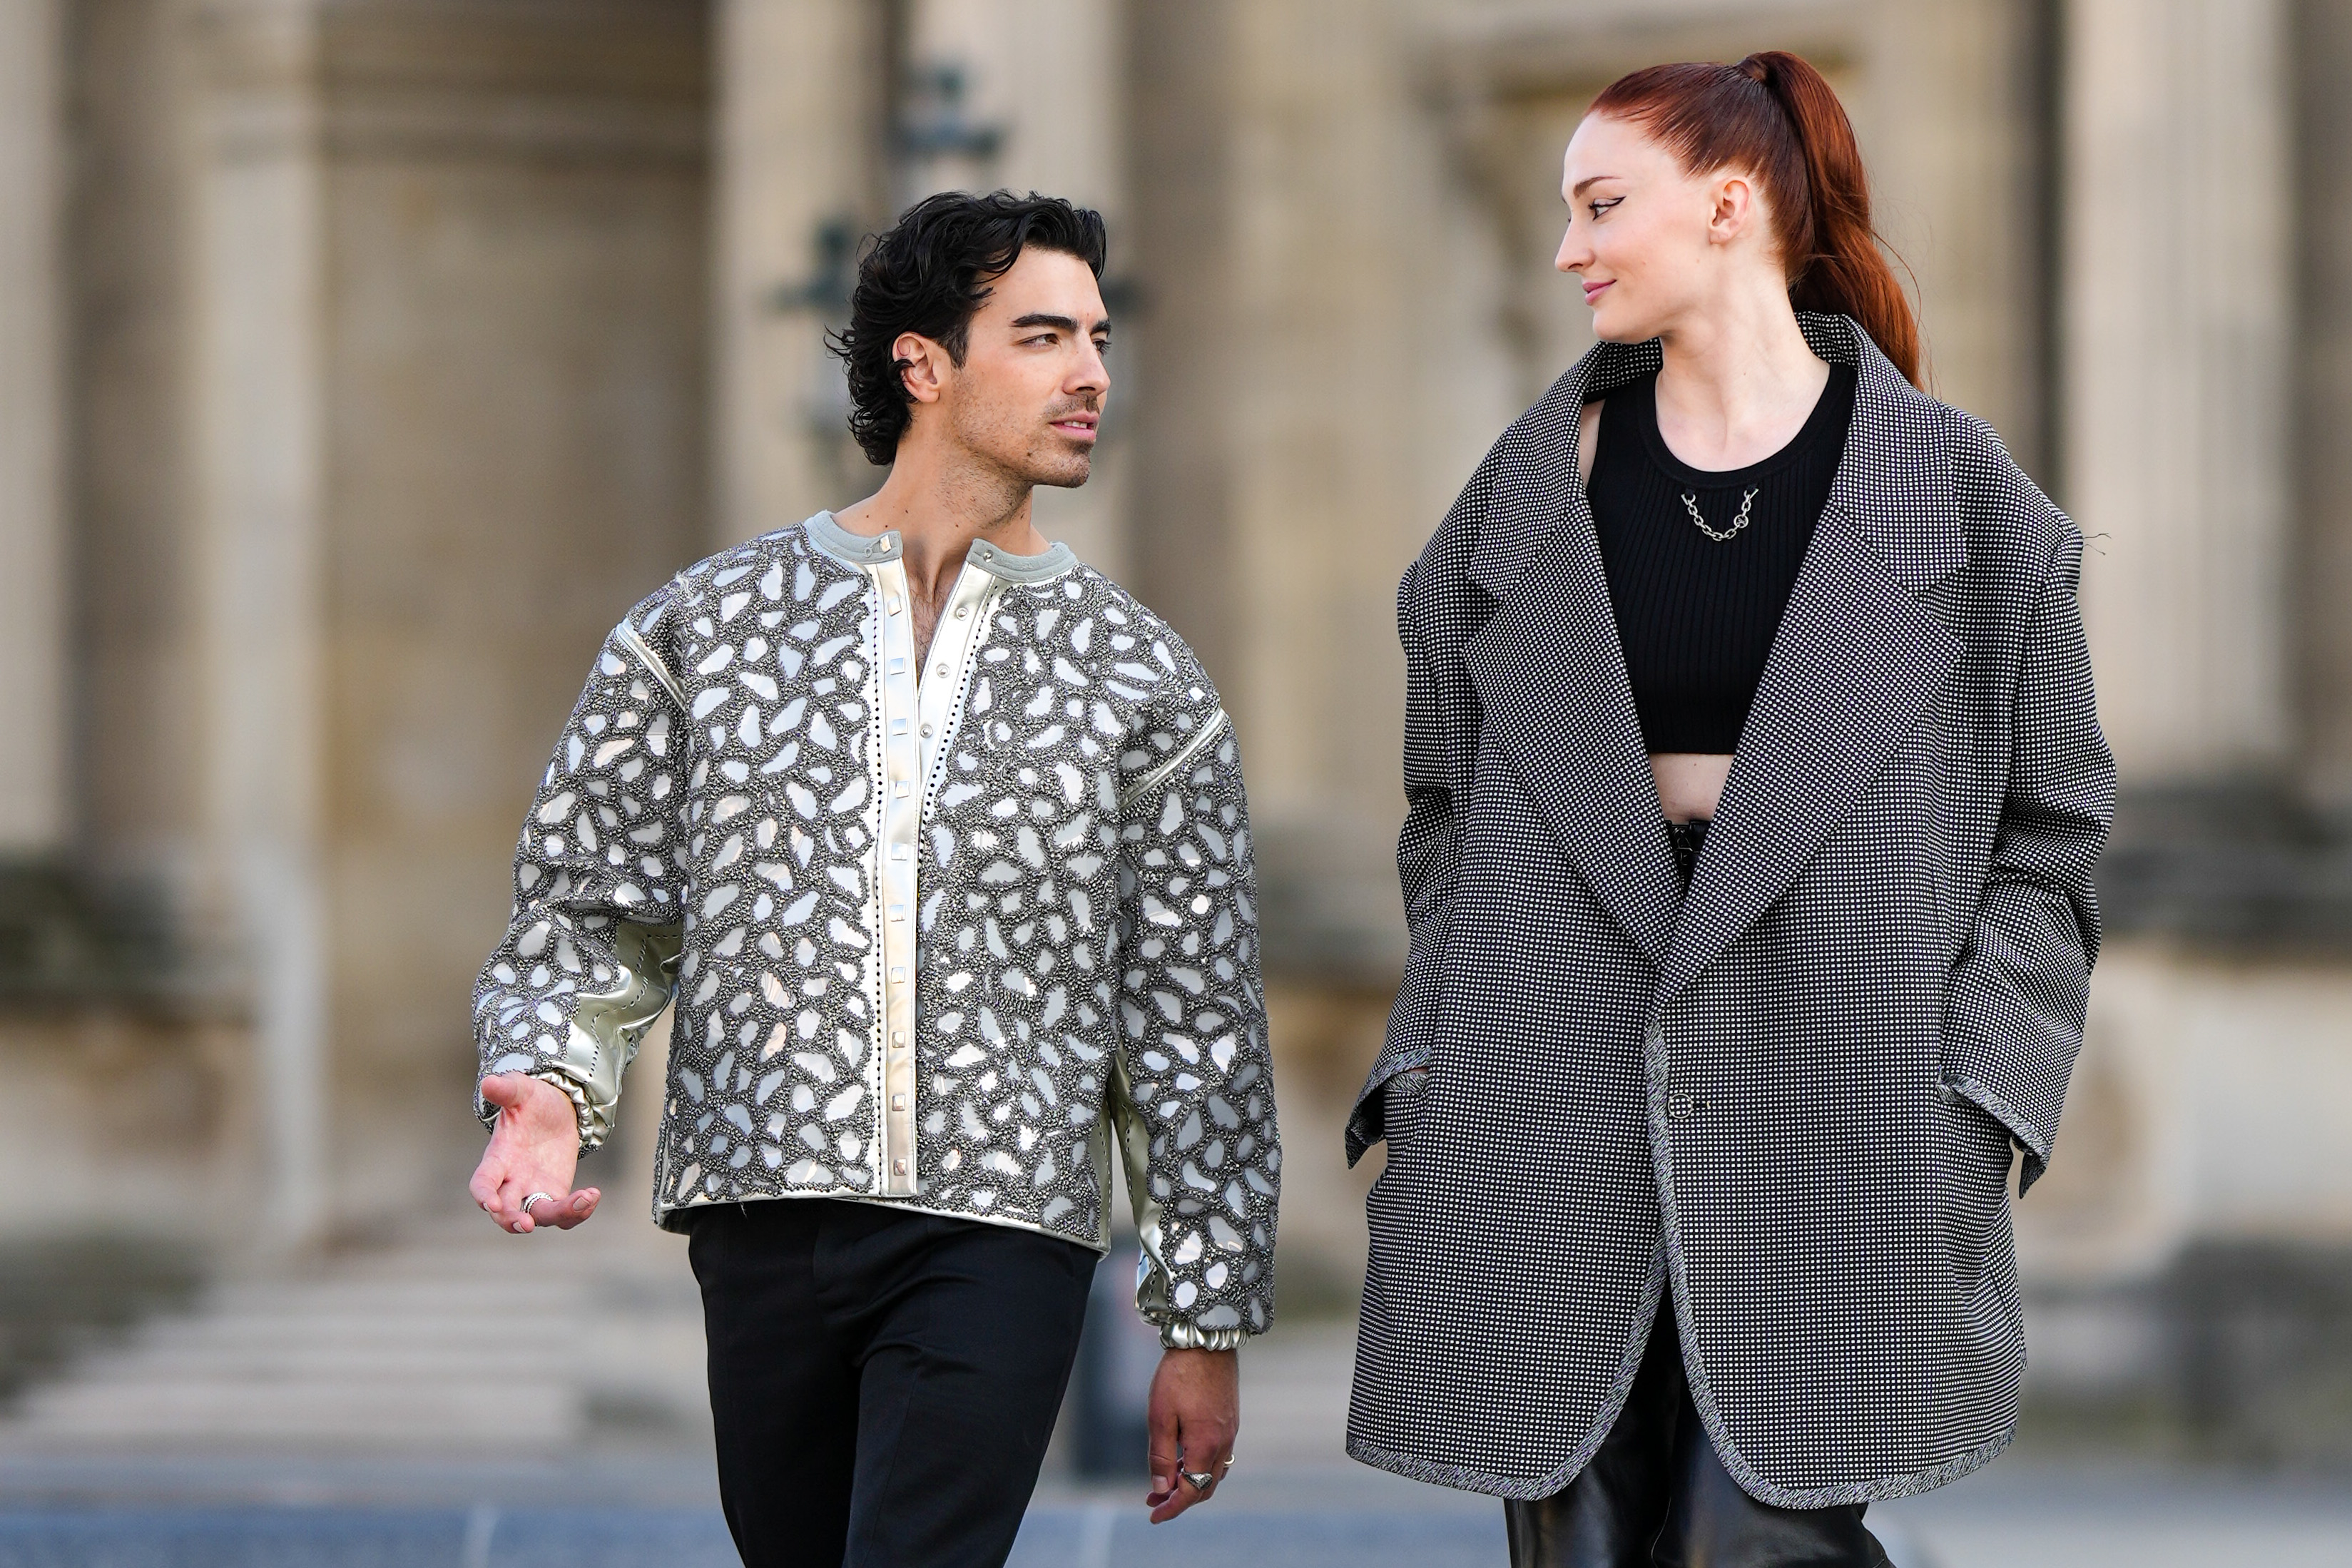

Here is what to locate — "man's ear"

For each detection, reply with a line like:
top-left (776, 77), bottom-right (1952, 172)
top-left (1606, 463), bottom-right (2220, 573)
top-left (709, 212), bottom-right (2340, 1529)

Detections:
top-left (895, 332), bottom-right (947, 406)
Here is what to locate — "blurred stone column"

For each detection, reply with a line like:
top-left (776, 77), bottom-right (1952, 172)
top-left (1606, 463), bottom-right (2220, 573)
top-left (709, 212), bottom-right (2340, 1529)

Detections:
top-left (1122, 0), bottom-right (1236, 668)
top-left (191, 0), bottom-right (331, 1246)
top-left (1865, 0), bottom-right (2058, 477)
top-left (2065, 0), bottom-right (2292, 783)
top-left (2294, 0), bottom-right (2352, 815)
top-left (0, 0), bottom-right (66, 854)
top-left (713, 0), bottom-right (888, 546)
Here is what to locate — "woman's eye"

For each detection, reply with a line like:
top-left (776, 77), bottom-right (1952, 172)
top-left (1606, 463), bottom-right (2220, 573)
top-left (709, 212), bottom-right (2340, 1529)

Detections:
top-left (1589, 198), bottom-right (1622, 218)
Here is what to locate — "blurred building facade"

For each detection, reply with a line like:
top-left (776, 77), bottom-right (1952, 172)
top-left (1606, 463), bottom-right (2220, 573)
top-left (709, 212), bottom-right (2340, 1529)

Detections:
top-left (4, 0), bottom-right (2351, 1450)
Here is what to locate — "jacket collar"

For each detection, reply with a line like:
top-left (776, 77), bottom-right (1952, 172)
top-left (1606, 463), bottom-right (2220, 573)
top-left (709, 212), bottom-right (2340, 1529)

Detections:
top-left (1462, 314), bottom-right (1970, 991)
top-left (805, 511), bottom-right (1078, 585)
top-left (1469, 315), bottom-right (1967, 599)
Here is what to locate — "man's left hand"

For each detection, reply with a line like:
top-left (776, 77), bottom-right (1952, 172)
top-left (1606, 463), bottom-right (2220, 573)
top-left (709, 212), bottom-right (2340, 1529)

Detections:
top-left (1145, 1346), bottom-right (1238, 1524)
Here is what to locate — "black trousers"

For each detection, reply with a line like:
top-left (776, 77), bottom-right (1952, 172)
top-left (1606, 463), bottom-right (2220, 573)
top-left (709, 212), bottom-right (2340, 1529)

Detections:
top-left (1504, 1298), bottom-right (1892, 1568)
top-left (686, 1197), bottom-right (1097, 1568)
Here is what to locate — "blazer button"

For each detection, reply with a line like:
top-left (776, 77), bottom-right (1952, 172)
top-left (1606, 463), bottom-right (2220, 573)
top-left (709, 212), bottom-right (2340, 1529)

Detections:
top-left (1666, 1091), bottom-right (1697, 1121)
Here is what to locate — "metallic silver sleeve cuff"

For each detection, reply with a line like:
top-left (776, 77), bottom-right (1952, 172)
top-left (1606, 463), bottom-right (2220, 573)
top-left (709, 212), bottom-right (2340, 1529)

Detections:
top-left (1159, 1320), bottom-right (1248, 1352)
top-left (535, 920), bottom-right (681, 1154)
top-left (532, 1069), bottom-right (607, 1152)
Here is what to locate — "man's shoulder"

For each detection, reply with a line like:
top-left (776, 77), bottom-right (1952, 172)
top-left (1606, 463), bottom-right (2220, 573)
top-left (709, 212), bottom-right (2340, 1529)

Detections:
top-left (1043, 564), bottom-right (1221, 707)
top-left (621, 519), bottom-right (862, 630)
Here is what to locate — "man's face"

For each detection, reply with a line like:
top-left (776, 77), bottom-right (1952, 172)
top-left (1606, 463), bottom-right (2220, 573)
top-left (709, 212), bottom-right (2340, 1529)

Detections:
top-left (905, 246), bottom-right (1109, 489)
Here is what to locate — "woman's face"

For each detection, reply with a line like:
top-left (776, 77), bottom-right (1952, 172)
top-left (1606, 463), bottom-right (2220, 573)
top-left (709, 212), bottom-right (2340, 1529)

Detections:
top-left (1554, 111), bottom-right (1773, 344)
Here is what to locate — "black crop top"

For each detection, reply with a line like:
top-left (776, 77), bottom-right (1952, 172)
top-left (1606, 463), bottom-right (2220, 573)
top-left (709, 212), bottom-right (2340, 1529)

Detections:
top-left (1587, 364), bottom-right (1855, 753)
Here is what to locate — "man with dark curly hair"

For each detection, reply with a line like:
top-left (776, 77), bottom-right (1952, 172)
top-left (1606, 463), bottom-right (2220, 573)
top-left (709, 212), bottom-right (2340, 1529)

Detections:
top-left (466, 188), bottom-right (1281, 1568)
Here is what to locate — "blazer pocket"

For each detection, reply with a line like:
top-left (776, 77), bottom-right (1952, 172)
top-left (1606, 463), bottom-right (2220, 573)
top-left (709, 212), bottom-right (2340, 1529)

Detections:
top-left (1936, 1086), bottom-right (2016, 1291)
top-left (1383, 1066), bottom-right (1432, 1157)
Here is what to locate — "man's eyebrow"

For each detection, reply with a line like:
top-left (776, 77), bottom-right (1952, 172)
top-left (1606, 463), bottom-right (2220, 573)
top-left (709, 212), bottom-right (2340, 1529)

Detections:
top-left (1571, 175), bottom-right (1621, 198)
top-left (1008, 312), bottom-right (1112, 335)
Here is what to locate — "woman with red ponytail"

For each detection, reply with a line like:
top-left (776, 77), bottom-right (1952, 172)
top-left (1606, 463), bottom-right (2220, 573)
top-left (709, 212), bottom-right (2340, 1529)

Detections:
top-left (1345, 52), bottom-right (2114, 1566)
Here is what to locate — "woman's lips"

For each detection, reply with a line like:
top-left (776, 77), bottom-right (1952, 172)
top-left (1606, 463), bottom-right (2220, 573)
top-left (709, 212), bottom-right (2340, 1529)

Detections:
top-left (1583, 280), bottom-right (1613, 306)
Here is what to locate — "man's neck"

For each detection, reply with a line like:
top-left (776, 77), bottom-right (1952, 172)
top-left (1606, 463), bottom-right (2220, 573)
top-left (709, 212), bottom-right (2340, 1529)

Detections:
top-left (835, 447), bottom-right (1049, 604)
top-left (833, 440), bottom-right (1052, 663)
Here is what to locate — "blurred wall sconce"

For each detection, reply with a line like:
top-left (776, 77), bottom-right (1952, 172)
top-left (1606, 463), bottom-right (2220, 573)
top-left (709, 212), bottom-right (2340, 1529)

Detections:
top-left (895, 61), bottom-right (1004, 165)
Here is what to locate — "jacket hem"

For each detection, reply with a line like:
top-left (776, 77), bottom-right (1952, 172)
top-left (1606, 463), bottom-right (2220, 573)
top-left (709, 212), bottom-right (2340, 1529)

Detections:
top-left (1345, 1422), bottom-right (2014, 1507)
top-left (653, 1183), bottom-right (1111, 1253)
top-left (1647, 1020), bottom-right (2024, 1508)
top-left (1347, 1252), bottom-right (1667, 1502)
top-left (651, 1186), bottom-right (1264, 1348)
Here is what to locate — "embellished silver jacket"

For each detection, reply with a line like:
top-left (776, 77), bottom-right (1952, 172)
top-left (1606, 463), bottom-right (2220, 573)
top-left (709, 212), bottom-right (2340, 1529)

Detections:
top-left (474, 513), bottom-right (1280, 1348)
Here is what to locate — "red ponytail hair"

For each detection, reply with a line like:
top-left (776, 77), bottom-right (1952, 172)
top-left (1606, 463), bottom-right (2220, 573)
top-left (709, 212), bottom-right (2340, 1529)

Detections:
top-left (1589, 51), bottom-right (1921, 385)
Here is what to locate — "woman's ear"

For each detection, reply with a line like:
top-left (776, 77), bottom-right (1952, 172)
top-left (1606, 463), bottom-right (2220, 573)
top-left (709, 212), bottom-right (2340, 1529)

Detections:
top-left (894, 332), bottom-right (947, 405)
top-left (1708, 173), bottom-right (1759, 246)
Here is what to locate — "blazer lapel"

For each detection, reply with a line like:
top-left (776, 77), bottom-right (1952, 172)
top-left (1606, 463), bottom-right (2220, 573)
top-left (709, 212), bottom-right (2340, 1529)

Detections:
top-left (1467, 349), bottom-right (1681, 966)
top-left (1653, 326), bottom-right (1970, 1008)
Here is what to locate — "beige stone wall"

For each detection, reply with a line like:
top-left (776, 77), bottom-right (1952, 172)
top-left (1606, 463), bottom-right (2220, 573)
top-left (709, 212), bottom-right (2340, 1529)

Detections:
top-left (309, 3), bottom-right (713, 1221)
top-left (1118, 1), bottom-right (2068, 1291)
top-left (9, 0), bottom-right (2350, 1313)
top-left (2023, 943), bottom-right (2352, 1284)
top-left (34, 1), bottom-right (714, 1248)
top-left (0, 1012), bottom-right (253, 1241)
top-left (1143, 0), bottom-right (2060, 926)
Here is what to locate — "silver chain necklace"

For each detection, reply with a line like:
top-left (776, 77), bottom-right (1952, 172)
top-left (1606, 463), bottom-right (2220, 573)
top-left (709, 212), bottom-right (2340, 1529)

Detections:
top-left (1680, 487), bottom-right (1759, 543)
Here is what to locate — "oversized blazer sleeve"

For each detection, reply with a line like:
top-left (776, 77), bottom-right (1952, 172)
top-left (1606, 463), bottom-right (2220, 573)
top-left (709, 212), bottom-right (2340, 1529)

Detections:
top-left (1346, 465), bottom-right (1495, 1164)
top-left (1941, 466), bottom-right (2117, 1196)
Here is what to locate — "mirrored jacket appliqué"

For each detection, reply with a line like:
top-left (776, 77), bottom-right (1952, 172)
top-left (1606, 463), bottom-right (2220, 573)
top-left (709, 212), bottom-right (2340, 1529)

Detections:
top-left (474, 514), bottom-right (1279, 1348)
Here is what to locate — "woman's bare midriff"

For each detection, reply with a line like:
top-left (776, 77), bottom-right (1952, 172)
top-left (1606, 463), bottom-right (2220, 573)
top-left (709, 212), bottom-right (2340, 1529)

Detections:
top-left (1651, 753), bottom-right (1732, 823)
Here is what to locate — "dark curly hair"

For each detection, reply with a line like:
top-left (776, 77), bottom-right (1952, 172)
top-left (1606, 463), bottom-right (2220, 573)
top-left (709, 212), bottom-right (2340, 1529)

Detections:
top-left (828, 190), bottom-right (1109, 466)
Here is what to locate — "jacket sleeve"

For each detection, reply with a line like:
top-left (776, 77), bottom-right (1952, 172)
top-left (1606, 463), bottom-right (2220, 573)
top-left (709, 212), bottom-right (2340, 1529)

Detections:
top-left (1345, 482), bottom-right (1487, 1166)
top-left (1940, 526), bottom-right (2117, 1194)
top-left (1108, 689), bottom-right (1280, 1349)
top-left (473, 592), bottom-right (691, 1150)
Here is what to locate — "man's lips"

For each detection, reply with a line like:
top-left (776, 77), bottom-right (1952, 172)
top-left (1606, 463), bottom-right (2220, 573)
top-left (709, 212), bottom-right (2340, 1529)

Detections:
top-left (1050, 414), bottom-right (1099, 439)
top-left (1583, 279), bottom-right (1614, 305)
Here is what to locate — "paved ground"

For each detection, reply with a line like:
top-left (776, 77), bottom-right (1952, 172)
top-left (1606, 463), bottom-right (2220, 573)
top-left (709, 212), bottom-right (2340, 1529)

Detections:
top-left (3, 1216), bottom-right (2349, 1565)
top-left (7, 1466), bottom-right (2352, 1567)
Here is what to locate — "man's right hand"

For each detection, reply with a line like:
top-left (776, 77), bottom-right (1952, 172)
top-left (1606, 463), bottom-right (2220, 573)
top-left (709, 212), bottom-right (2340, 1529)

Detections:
top-left (470, 1074), bottom-right (599, 1234)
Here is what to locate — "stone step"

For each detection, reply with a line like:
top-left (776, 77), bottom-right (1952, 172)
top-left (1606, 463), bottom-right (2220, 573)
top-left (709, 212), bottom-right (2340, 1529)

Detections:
top-left (46, 1343), bottom-right (574, 1381)
top-left (19, 1382), bottom-right (580, 1445)
top-left (0, 1218), bottom-right (708, 1455)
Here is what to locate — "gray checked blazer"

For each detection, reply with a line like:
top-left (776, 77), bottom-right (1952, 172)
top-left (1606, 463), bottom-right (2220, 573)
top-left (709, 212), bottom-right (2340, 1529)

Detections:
top-left (1344, 315), bottom-right (2116, 1506)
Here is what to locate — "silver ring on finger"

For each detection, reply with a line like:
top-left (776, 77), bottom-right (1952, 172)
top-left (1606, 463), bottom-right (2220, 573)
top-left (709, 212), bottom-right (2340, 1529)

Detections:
top-left (1181, 1468), bottom-right (1216, 1492)
top-left (521, 1191), bottom-right (556, 1220)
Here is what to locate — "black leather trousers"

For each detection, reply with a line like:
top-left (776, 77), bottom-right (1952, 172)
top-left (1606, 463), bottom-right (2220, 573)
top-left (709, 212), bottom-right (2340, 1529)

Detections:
top-left (1503, 1299), bottom-right (1893, 1568)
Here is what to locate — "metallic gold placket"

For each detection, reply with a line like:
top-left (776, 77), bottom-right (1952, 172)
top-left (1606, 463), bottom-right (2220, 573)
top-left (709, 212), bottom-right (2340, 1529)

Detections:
top-left (873, 560), bottom-right (921, 1197)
